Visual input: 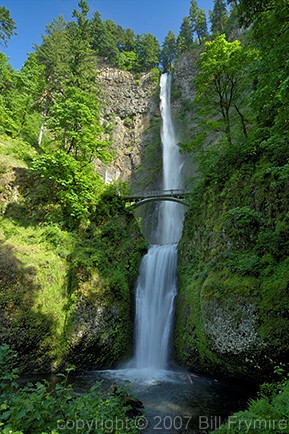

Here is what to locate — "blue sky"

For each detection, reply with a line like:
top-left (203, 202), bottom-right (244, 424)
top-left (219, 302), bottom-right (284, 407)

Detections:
top-left (1, 0), bottom-right (214, 70)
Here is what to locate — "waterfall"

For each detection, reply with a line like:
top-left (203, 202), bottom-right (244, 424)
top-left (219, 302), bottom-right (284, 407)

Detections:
top-left (133, 73), bottom-right (185, 371)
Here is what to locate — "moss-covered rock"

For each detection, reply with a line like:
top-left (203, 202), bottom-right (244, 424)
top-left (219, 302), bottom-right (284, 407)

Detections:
top-left (174, 162), bottom-right (289, 380)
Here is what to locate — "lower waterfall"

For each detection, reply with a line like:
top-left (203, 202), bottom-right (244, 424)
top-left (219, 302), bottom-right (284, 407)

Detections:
top-left (134, 243), bottom-right (178, 370)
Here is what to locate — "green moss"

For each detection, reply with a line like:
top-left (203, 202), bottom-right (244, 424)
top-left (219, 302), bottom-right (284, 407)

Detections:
top-left (174, 137), bottom-right (289, 379)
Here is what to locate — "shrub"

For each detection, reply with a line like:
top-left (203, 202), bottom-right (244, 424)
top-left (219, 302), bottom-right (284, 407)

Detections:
top-left (0, 345), bottom-right (139, 434)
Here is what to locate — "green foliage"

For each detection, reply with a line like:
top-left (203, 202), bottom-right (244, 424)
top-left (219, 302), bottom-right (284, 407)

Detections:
top-left (0, 6), bottom-right (16, 46)
top-left (136, 33), bottom-right (161, 71)
top-left (160, 30), bottom-right (177, 72)
top-left (117, 51), bottom-right (138, 71)
top-left (222, 206), bottom-right (261, 249)
top-left (248, 0), bottom-right (289, 145)
top-left (47, 86), bottom-right (111, 163)
top-left (0, 53), bottom-right (43, 141)
top-left (209, 0), bottom-right (228, 35)
top-left (89, 11), bottom-right (162, 72)
top-left (177, 17), bottom-right (194, 56)
top-left (0, 345), bottom-right (139, 434)
top-left (189, 0), bottom-right (208, 43)
top-left (31, 149), bottom-right (104, 222)
top-left (175, 0), bottom-right (289, 379)
top-left (237, 0), bottom-right (275, 27)
top-left (213, 375), bottom-right (289, 433)
top-left (195, 34), bottom-right (258, 144)
top-left (0, 134), bottom-right (145, 371)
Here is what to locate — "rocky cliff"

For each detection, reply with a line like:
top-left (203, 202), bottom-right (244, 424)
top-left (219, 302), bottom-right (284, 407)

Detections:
top-left (95, 65), bottom-right (161, 190)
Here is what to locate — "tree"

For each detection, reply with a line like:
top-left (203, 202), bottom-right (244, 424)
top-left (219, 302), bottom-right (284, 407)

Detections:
top-left (89, 13), bottom-right (119, 64)
top-left (195, 10), bottom-right (208, 43)
top-left (227, 0), bottom-right (240, 7)
top-left (0, 53), bottom-right (17, 134)
top-left (117, 51), bottom-right (138, 71)
top-left (160, 31), bottom-right (177, 72)
top-left (189, 1), bottom-right (208, 43)
top-left (195, 34), bottom-right (257, 144)
top-left (47, 87), bottom-right (110, 163)
top-left (237, 0), bottom-right (275, 27)
top-left (68, 0), bottom-right (97, 89)
top-left (121, 28), bottom-right (136, 52)
top-left (0, 6), bottom-right (16, 47)
top-left (189, 0), bottom-right (199, 34)
top-left (72, 0), bottom-right (89, 33)
top-left (209, 0), bottom-right (228, 34)
top-left (34, 16), bottom-right (70, 145)
top-left (136, 33), bottom-right (160, 71)
top-left (177, 17), bottom-right (194, 55)
top-left (35, 16), bottom-right (70, 98)
top-left (245, 0), bottom-right (289, 149)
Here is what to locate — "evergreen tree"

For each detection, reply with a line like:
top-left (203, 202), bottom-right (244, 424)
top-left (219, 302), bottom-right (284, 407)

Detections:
top-left (195, 10), bottom-right (208, 43)
top-left (189, 0), bottom-right (199, 35)
top-left (227, 0), bottom-right (239, 7)
top-left (89, 13), bottom-right (119, 63)
top-left (0, 6), bottom-right (16, 47)
top-left (35, 16), bottom-right (70, 98)
top-left (209, 0), bottom-right (228, 34)
top-left (116, 26), bottom-right (135, 52)
top-left (160, 30), bottom-right (177, 72)
top-left (68, 0), bottom-right (97, 89)
top-left (136, 33), bottom-right (160, 71)
top-left (189, 1), bottom-right (208, 43)
top-left (123, 28), bottom-right (136, 52)
top-left (177, 17), bottom-right (194, 55)
top-left (34, 16), bottom-right (70, 145)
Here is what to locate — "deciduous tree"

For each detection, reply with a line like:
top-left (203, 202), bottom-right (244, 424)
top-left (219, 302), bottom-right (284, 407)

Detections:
top-left (195, 34), bottom-right (257, 144)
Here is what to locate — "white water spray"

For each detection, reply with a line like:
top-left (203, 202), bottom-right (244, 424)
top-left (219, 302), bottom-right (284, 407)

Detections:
top-left (133, 73), bottom-right (185, 372)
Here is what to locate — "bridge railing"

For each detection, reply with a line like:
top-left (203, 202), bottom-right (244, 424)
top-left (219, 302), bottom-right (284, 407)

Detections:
top-left (127, 188), bottom-right (190, 199)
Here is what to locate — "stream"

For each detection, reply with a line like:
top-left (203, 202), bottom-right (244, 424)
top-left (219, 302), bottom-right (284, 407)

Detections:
top-left (71, 367), bottom-right (255, 433)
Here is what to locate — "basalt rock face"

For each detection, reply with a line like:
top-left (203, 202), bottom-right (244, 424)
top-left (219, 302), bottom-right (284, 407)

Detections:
top-left (95, 65), bottom-right (161, 190)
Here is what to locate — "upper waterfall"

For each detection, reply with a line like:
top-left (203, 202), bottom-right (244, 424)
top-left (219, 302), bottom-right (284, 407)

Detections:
top-left (158, 73), bottom-right (185, 244)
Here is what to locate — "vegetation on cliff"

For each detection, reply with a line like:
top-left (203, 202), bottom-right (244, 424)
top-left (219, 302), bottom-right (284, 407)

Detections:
top-left (0, 0), bottom-right (149, 373)
top-left (0, 133), bottom-right (146, 372)
top-left (174, 0), bottom-right (289, 381)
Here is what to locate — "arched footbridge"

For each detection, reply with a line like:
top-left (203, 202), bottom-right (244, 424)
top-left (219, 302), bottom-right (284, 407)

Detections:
top-left (125, 189), bottom-right (190, 208)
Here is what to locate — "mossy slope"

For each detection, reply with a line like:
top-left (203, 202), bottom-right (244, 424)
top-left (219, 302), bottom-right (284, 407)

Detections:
top-left (0, 136), bottom-right (146, 372)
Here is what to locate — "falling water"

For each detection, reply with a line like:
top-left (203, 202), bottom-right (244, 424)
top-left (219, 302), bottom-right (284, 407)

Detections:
top-left (158, 73), bottom-right (185, 245)
top-left (134, 73), bottom-right (185, 371)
